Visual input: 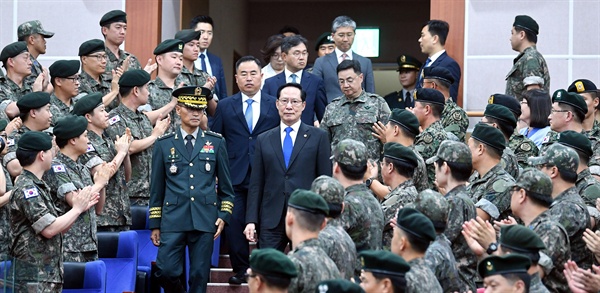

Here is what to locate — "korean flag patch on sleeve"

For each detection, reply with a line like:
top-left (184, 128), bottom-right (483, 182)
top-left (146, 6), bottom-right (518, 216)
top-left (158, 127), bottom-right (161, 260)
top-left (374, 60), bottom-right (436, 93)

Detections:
top-left (23, 187), bottom-right (39, 199)
top-left (6, 138), bottom-right (14, 147)
top-left (86, 144), bottom-right (96, 153)
top-left (109, 115), bottom-right (121, 125)
top-left (52, 164), bottom-right (66, 173)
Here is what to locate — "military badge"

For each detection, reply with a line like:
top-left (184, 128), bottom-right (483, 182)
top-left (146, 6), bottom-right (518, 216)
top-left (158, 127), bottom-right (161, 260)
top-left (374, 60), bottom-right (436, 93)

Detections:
top-left (52, 164), bottom-right (66, 173)
top-left (205, 158), bottom-right (211, 172)
top-left (520, 143), bottom-right (532, 151)
top-left (201, 141), bottom-right (214, 153)
top-left (488, 95), bottom-right (494, 104)
top-left (169, 148), bottom-right (178, 174)
top-left (486, 261), bottom-right (493, 272)
top-left (400, 55), bottom-right (406, 62)
top-left (423, 133), bottom-right (433, 144)
top-left (109, 115), bottom-right (121, 125)
top-left (23, 187), bottom-right (39, 199)
top-left (576, 81), bottom-right (585, 92)
top-left (452, 112), bottom-right (462, 121)
top-left (86, 144), bottom-right (95, 153)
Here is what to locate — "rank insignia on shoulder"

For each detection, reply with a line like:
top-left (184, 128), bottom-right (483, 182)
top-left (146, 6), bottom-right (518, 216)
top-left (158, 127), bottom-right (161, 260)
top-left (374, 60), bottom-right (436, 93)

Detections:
top-left (86, 144), bottom-right (95, 153)
top-left (205, 130), bottom-right (222, 138)
top-left (52, 164), bottom-right (66, 173)
top-left (23, 187), bottom-right (39, 199)
top-left (109, 115), bottom-right (121, 125)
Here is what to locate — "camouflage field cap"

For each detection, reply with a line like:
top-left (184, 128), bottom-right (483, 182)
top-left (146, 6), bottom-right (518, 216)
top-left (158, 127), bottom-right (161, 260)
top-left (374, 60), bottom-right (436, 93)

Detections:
top-left (499, 225), bottom-right (545, 254)
top-left (317, 279), bottom-right (365, 293)
top-left (17, 20), bottom-right (54, 39)
top-left (250, 248), bottom-right (298, 278)
top-left (514, 168), bottom-right (552, 199)
top-left (552, 89), bottom-right (587, 116)
top-left (528, 143), bottom-right (579, 173)
top-left (331, 139), bottom-right (367, 168)
top-left (311, 175), bottom-right (344, 204)
top-left (478, 254), bottom-right (531, 279)
top-left (411, 189), bottom-right (449, 231)
top-left (558, 130), bottom-right (593, 159)
top-left (426, 140), bottom-right (472, 165)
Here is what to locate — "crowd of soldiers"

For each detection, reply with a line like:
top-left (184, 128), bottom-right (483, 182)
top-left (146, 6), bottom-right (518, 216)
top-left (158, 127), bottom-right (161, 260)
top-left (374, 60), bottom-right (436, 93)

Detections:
top-left (1, 8), bottom-right (600, 293)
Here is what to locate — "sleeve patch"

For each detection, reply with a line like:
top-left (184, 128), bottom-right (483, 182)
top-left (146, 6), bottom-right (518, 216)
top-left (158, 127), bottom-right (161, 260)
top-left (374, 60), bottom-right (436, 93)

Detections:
top-left (23, 187), bottom-right (39, 199)
top-left (52, 164), bottom-right (66, 173)
top-left (6, 138), bottom-right (14, 147)
top-left (86, 144), bottom-right (96, 152)
top-left (109, 115), bottom-right (121, 125)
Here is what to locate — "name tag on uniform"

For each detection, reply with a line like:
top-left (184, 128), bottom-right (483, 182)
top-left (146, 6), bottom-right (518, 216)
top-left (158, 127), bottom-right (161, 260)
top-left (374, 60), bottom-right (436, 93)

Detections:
top-left (52, 164), bottom-right (66, 173)
top-left (86, 144), bottom-right (96, 153)
top-left (23, 187), bottom-right (39, 199)
top-left (109, 115), bottom-right (121, 125)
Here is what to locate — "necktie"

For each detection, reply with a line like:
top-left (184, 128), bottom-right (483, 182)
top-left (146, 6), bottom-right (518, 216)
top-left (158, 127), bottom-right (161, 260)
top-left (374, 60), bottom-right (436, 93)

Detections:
top-left (341, 53), bottom-right (348, 63)
top-left (425, 57), bottom-right (432, 67)
top-left (419, 58), bottom-right (432, 85)
top-left (283, 127), bottom-right (293, 168)
top-left (290, 73), bottom-right (298, 84)
top-left (185, 135), bottom-right (194, 156)
top-left (245, 99), bottom-right (254, 133)
top-left (200, 54), bottom-right (207, 72)
top-left (405, 91), bottom-right (412, 108)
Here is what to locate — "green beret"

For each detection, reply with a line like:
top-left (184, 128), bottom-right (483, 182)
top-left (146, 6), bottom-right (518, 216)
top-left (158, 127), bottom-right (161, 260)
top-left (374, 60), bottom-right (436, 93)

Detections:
top-left (426, 140), bottom-right (472, 165)
top-left (49, 60), bottom-right (81, 79)
top-left (100, 10), bottom-right (127, 27)
top-left (500, 225), bottom-right (545, 254)
top-left (153, 39), bottom-right (184, 55)
top-left (411, 189), bottom-right (449, 230)
top-left (478, 254), bottom-right (531, 279)
top-left (528, 143), bottom-right (579, 173)
top-left (17, 92), bottom-right (50, 112)
top-left (471, 123), bottom-right (506, 152)
top-left (0, 119), bottom-right (8, 132)
top-left (383, 142), bottom-right (418, 169)
top-left (396, 54), bottom-right (422, 71)
top-left (331, 139), bottom-right (367, 168)
top-left (388, 109), bottom-right (420, 136)
top-left (359, 250), bottom-right (411, 277)
top-left (288, 189), bottom-right (329, 216)
top-left (119, 69), bottom-right (151, 87)
top-left (79, 39), bottom-right (105, 57)
top-left (484, 104), bottom-right (517, 128)
top-left (552, 89), bottom-right (588, 116)
top-left (54, 115), bottom-right (88, 140)
top-left (249, 248), bottom-right (298, 279)
top-left (1, 42), bottom-right (28, 64)
top-left (488, 93), bottom-right (521, 118)
top-left (423, 66), bottom-right (454, 84)
top-left (395, 207), bottom-right (436, 242)
top-left (514, 168), bottom-right (552, 201)
top-left (568, 79), bottom-right (598, 94)
top-left (172, 86), bottom-right (210, 109)
top-left (558, 130), bottom-right (593, 159)
top-left (316, 279), bottom-right (365, 293)
top-left (72, 93), bottom-right (103, 116)
top-left (17, 20), bottom-right (54, 39)
top-left (415, 88), bottom-right (445, 106)
top-left (311, 175), bottom-right (344, 204)
top-left (513, 15), bottom-right (539, 35)
top-left (18, 131), bottom-right (53, 152)
top-left (315, 32), bottom-right (335, 51)
top-left (175, 29), bottom-right (201, 44)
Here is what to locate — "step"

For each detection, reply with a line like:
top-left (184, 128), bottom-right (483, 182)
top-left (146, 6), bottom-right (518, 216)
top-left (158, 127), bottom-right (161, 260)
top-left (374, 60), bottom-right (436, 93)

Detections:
top-left (210, 268), bottom-right (239, 283)
top-left (217, 255), bottom-right (231, 268)
top-left (207, 283), bottom-right (249, 293)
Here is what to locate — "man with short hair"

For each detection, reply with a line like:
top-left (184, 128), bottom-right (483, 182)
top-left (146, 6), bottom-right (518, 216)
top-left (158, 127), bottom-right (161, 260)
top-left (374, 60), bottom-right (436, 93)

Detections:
top-left (190, 15), bottom-right (227, 100)
top-left (478, 253), bottom-right (532, 292)
top-left (174, 29), bottom-right (216, 90)
top-left (78, 39), bottom-right (121, 111)
top-left (383, 54), bottom-right (422, 110)
top-left (247, 248), bottom-right (298, 293)
top-left (359, 250), bottom-right (411, 293)
top-left (567, 79), bottom-right (600, 166)
top-left (314, 32), bottom-right (336, 58)
top-left (17, 20), bottom-right (53, 92)
top-left (481, 104), bottom-right (520, 178)
top-left (541, 89), bottom-right (589, 153)
top-left (48, 60), bottom-right (80, 124)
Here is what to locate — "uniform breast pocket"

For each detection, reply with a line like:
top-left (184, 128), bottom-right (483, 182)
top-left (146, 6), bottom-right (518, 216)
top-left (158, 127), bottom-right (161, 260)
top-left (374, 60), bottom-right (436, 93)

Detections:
top-left (199, 156), bottom-right (216, 174)
top-left (164, 156), bottom-right (184, 176)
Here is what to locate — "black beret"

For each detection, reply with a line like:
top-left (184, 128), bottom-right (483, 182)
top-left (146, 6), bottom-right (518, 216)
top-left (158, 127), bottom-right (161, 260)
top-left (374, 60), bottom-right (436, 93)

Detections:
top-left (172, 86), bottom-right (211, 109)
top-left (478, 254), bottom-right (531, 278)
top-left (153, 39), bottom-right (184, 55)
top-left (552, 89), bottom-right (588, 115)
top-left (395, 207), bottom-right (436, 242)
top-left (488, 93), bottom-right (521, 117)
top-left (249, 248), bottom-right (298, 279)
top-left (79, 39), bottom-right (105, 56)
top-left (513, 15), bottom-right (539, 35)
top-left (288, 189), bottom-right (329, 216)
top-left (0, 42), bottom-right (28, 64)
top-left (54, 115), bottom-right (88, 140)
top-left (415, 88), bottom-right (445, 106)
top-left (72, 93), bottom-right (104, 116)
top-left (396, 54), bottom-right (422, 71)
top-left (315, 32), bottom-right (334, 51)
top-left (568, 79), bottom-right (598, 94)
top-left (119, 69), bottom-right (151, 87)
top-left (18, 131), bottom-right (53, 152)
top-left (383, 142), bottom-right (418, 169)
top-left (388, 109), bottom-right (420, 136)
top-left (499, 225), bottom-right (545, 254)
top-left (423, 66), bottom-right (455, 84)
top-left (175, 29), bottom-right (201, 44)
top-left (484, 104), bottom-right (517, 128)
top-left (17, 92), bottom-right (50, 112)
top-left (316, 279), bottom-right (365, 293)
top-left (100, 10), bottom-right (127, 27)
top-left (0, 119), bottom-right (8, 132)
top-left (49, 60), bottom-right (80, 79)
top-left (471, 123), bottom-right (506, 152)
top-left (360, 250), bottom-right (411, 277)
top-left (558, 130), bottom-right (593, 159)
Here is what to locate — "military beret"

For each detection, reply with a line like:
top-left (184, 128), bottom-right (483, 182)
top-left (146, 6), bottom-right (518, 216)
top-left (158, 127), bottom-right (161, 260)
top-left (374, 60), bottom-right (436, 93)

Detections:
top-left (153, 39), bottom-right (184, 55)
top-left (478, 254), bottom-right (531, 279)
top-left (249, 248), bottom-right (298, 279)
top-left (100, 10), bottom-right (127, 27)
top-left (288, 189), bottom-right (329, 216)
top-left (528, 143), bottom-right (579, 174)
top-left (396, 54), bottom-right (422, 71)
top-left (523, 76), bottom-right (545, 87)
top-left (18, 131), bottom-right (53, 152)
top-left (415, 88), bottom-right (445, 106)
top-left (315, 32), bottom-right (335, 52)
top-left (488, 93), bottom-right (521, 118)
top-left (568, 79), bottom-right (598, 94)
top-left (388, 109), bottom-right (420, 136)
top-left (513, 15), bottom-right (539, 35)
top-left (119, 69), bottom-right (151, 87)
top-left (175, 29), bottom-right (201, 44)
top-left (49, 60), bottom-right (80, 78)
top-left (423, 66), bottom-right (455, 84)
top-left (0, 42), bottom-right (28, 64)
top-left (411, 189), bottom-right (449, 230)
top-left (72, 93), bottom-right (103, 116)
top-left (383, 142), bottom-right (418, 169)
top-left (311, 175), bottom-right (344, 204)
top-left (359, 250), bottom-right (411, 277)
top-left (17, 20), bottom-right (54, 39)
top-left (471, 123), bottom-right (506, 152)
top-left (172, 86), bottom-right (210, 109)
top-left (558, 130), bottom-right (593, 159)
top-left (54, 115), bottom-right (88, 140)
top-left (316, 279), bottom-right (365, 293)
top-left (552, 89), bottom-right (588, 115)
top-left (426, 140), bottom-right (472, 165)
top-left (17, 92), bottom-right (50, 112)
top-left (484, 104), bottom-right (517, 128)
top-left (79, 39), bottom-right (105, 56)
top-left (331, 139), bottom-right (367, 168)
top-left (500, 225), bottom-right (545, 254)
top-left (0, 119), bottom-right (8, 132)
top-left (395, 207), bottom-right (436, 242)
top-left (514, 168), bottom-right (552, 201)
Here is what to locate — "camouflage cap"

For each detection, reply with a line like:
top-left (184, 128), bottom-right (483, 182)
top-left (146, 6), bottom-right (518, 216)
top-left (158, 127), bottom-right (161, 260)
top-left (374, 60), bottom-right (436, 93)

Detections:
top-left (250, 248), bottom-right (298, 279)
top-left (17, 20), bottom-right (54, 39)
top-left (359, 250), bottom-right (411, 278)
top-left (552, 89), bottom-right (588, 116)
top-left (568, 79), bottom-right (598, 94)
top-left (411, 189), bottom-right (449, 231)
top-left (426, 140), bottom-right (472, 165)
top-left (331, 139), bottom-right (367, 168)
top-left (478, 254), bottom-right (531, 278)
top-left (528, 143), bottom-right (579, 173)
top-left (316, 279), bottom-right (365, 293)
top-left (513, 15), bottom-right (539, 35)
top-left (396, 54), bottom-right (422, 71)
top-left (558, 130), bottom-right (593, 159)
top-left (388, 109), bottom-right (420, 136)
top-left (311, 175), bottom-right (344, 204)
top-left (499, 225), bottom-right (545, 254)
top-left (488, 93), bottom-right (521, 118)
top-left (514, 168), bottom-right (552, 200)
top-left (484, 104), bottom-right (517, 128)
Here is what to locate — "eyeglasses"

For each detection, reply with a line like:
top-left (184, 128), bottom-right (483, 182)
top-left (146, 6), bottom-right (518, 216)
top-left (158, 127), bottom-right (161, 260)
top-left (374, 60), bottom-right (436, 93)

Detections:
top-left (550, 109), bottom-right (569, 114)
top-left (87, 54), bottom-right (108, 61)
top-left (338, 75), bottom-right (359, 85)
top-left (271, 53), bottom-right (282, 60)
top-left (278, 99), bottom-right (303, 106)
top-left (291, 51), bottom-right (309, 58)
top-left (62, 76), bottom-right (80, 83)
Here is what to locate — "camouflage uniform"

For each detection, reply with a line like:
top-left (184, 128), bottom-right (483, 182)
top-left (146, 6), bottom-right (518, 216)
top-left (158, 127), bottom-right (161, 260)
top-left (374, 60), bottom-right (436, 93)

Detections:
top-left (3, 125), bottom-right (32, 169)
top-left (49, 93), bottom-right (73, 125)
top-left (287, 238), bottom-right (341, 293)
top-left (509, 132), bottom-right (539, 169)
top-left (441, 100), bottom-right (468, 142)
top-left (23, 55), bottom-right (43, 88)
top-left (424, 234), bottom-right (463, 293)
top-left (505, 46), bottom-right (550, 100)
top-left (318, 218), bottom-right (358, 280)
top-left (586, 120), bottom-right (600, 167)
top-left (105, 103), bottom-right (153, 206)
top-left (320, 91), bottom-right (391, 161)
top-left (576, 168), bottom-right (600, 207)
top-left (414, 120), bottom-right (448, 186)
top-left (501, 147), bottom-right (520, 178)
top-left (177, 66), bottom-right (210, 88)
top-left (0, 76), bottom-right (32, 119)
top-left (340, 183), bottom-right (384, 251)
top-left (0, 167), bottom-right (13, 256)
top-left (79, 130), bottom-right (131, 229)
top-left (148, 77), bottom-right (178, 131)
top-left (381, 180), bottom-right (417, 250)
top-left (405, 257), bottom-right (443, 293)
top-left (43, 152), bottom-right (97, 262)
top-left (530, 272), bottom-right (550, 293)
top-left (78, 70), bottom-right (116, 110)
top-left (104, 47), bottom-right (142, 82)
top-left (9, 169), bottom-right (64, 291)
top-left (411, 146), bottom-right (431, 192)
top-left (467, 163), bottom-right (515, 220)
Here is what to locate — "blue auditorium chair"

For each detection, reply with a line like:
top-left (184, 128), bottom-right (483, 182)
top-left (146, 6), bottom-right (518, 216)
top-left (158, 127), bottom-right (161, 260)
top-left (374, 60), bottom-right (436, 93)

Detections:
top-left (63, 261), bottom-right (106, 293)
top-left (97, 231), bottom-right (138, 293)
top-left (130, 205), bottom-right (157, 292)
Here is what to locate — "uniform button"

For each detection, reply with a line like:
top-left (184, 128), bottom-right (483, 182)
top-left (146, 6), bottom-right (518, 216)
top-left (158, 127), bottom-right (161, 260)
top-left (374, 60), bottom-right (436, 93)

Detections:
top-left (249, 137), bottom-right (252, 140)
top-left (190, 186), bottom-right (195, 190)
top-left (190, 174), bottom-right (194, 179)
top-left (191, 197), bottom-right (195, 201)
top-left (189, 162), bottom-right (194, 167)
top-left (213, 202), bottom-right (217, 206)
top-left (166, 202), bottom-right (169, 206)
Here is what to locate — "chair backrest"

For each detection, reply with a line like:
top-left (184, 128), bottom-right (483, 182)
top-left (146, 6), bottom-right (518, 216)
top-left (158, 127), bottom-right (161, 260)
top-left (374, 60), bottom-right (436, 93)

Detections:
top-left (130, 205), bottom-right (149, 230)
top-left (98, 231), bottom-right (138, 293)
top-left (63, 261), bottom-right (106, 292)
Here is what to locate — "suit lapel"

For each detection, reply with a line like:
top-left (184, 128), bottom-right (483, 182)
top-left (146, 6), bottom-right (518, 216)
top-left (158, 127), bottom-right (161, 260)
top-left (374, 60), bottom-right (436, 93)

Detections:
top-left (288, 124), bottom-right (309, 169)
top-left (191, 132), bottom-right (206, 161)
top-left (431, 52), bottom-right (447, 67)
top-left (254, 94), bottom-right (273, 132)
top-left (233, 93), bottom-right (249, 133)
top-left (269, 126), bottom-right (286, 170)
top-left (327, 54), bottom-right (338, 73)
top-left (301, 71), bottom-right (311, 88)
top-left (171, 130), bottom-right (190, 161)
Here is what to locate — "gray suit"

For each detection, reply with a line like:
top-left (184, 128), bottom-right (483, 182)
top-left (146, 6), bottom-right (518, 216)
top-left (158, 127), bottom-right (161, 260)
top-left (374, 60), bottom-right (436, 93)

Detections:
top-left (312, 52), bottom-right (375, 103)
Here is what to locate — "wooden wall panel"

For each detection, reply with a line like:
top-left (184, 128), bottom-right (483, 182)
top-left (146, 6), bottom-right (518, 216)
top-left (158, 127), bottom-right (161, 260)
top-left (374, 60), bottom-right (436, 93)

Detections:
top-left (125, 0), bottom-right (163, 70)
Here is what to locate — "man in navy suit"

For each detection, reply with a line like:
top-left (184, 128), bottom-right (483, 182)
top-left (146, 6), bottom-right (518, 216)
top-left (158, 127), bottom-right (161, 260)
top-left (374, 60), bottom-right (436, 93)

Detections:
top-left (263, 35), bottom-right (327, 126)
top-left (191, 15), bottom-right (228, 100)
top-left (243, 83), bottom-right (331, 252)
top-left (416, 20), bottom-right (462, 102)
top-left (211, 56), bottom-right (280, 284)
top-left (312, 16), bottom-right (375, 103)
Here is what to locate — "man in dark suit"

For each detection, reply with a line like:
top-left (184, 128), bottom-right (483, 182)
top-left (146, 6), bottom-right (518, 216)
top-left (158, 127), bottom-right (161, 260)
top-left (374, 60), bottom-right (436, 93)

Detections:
top-left (243, 83), bottom-right (331, 251)
top-left (312, 16), bottom-right (375, 103)
top-left (416, 20), bottom-right (462, 102)
top-left (211, 56), bottom-right (280, 284)
top-left (191, 15), bottom-right (227, 100)
top-left (263, 35), bottom-right (327, 126)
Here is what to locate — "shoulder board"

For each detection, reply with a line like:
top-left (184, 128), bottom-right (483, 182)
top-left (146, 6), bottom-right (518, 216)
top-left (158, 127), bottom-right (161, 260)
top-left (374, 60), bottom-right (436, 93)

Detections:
top-left (205, 130), bottom-right (222, 138)
top-left (331, 96), bottom-right (342, 102)
top-left (23, 186), bottom-right (40, 199)
top-left (368, 93), bottom-right (382, 99)
top-left (108, 115), bottom-right (121, 125)
top-left (157, 132), bottom-right (175, 141)
top-left (52, 164), bottom-right (66, 173)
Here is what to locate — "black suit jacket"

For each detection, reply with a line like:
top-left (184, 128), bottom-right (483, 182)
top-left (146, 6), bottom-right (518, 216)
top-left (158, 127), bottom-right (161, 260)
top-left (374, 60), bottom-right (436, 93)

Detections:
top-left (246, 123), bottom-right (331, 229)
top-left (417, 51), bottom-right (462, 101)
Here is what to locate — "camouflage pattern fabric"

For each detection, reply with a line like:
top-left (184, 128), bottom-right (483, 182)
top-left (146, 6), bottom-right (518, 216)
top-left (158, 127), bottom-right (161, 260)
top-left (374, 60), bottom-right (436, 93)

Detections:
top-left (104, 47), bottom-right (142, 82)
top-left (3, 125), bottom-right (32, 168)
top-left (509, 132), bottom-right (539, 169)
top-left (467, 163), bottom-right (515, 220)
top-left (381, 180), bottom-right (417, 250)
top-left (505, 46), bottom-right (550, 100)
top-left (177, 65), bottom-right (210, 88)
top-left (287, 238), bottom-right (341, 293)
top-left (0, 167), bottom-right (13, 255)
top-left (411, 146), bottom-right (431, 192)
top-left (340, 184), bottom-right (384, 252)
top-left (501, 147), bottom-right (520, 178)
top-left (586, 120), bottom-right (600, 167)
top-left (529, 272), bottom-right (550, 293)
top-left (405, 257), bottom-right (443, 293)
top-left (0, 75), bottom-right (32, 117)
top-left (23, 55), bottom-right (43, 89)
top-left (148, 77), bottom-right (178, 132)
top-left (414, 120), bottom-right (449, 187)
top-left (78, 70), bottom-right (114, 110)
top-left (576, 168), bottom-right (600, 207)
top-left (441, 100), bottom-right (468, 142)
top-left (318, 219), bottom-right (358, 280)
top-left (424, 234), bottom-right (464, 293)
top-left (49, 93), bottom-right (73, 125)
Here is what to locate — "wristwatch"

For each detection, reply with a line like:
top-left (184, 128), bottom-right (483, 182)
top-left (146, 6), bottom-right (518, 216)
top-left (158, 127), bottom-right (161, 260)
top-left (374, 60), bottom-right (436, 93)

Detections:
top-left (365, 178), bottom-right (374, 188)
top-left (486, 242), bottom-right (498, 255)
